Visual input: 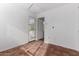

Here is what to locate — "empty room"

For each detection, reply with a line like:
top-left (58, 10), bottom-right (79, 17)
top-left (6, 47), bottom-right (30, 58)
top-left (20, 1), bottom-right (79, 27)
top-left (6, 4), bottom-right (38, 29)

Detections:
top-left (0, 3), bottom-right (79, 56)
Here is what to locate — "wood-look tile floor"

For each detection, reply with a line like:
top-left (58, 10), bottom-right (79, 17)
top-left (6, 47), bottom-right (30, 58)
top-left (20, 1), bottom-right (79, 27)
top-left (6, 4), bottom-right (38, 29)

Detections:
top-left (0, 40), bottom-right (79, 56)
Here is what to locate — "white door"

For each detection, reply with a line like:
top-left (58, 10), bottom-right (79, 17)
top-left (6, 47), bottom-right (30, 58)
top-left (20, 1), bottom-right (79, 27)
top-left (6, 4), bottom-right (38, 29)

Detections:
top-left (36, 17), bottom-right (44, 40)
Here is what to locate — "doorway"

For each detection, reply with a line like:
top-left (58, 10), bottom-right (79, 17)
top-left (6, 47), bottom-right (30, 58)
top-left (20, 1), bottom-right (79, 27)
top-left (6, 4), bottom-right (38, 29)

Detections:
top-left (36, 17), bottom-right (44, 41)
top-left (28, 17), bottom-right (45, 42)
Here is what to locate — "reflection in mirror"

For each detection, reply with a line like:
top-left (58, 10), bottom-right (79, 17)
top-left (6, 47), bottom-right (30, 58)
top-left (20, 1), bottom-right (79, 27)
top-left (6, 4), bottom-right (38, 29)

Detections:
top-left (28, 16), bottom-right (36, 42)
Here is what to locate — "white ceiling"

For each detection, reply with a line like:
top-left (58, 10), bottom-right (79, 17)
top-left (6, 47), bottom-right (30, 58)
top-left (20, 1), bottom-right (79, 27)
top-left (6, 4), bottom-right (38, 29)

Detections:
top-left (29, 3), bottom-right (68, 14)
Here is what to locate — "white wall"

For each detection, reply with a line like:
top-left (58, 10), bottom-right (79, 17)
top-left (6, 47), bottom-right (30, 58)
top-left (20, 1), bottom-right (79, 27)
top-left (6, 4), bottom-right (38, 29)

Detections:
top-left (0, 3), bottom-right (34, 52)
top-left (37, 4), bottom-right (79, 51)
top-left (75, 4), bottom-right (79, 51)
